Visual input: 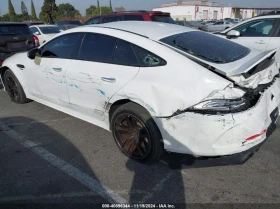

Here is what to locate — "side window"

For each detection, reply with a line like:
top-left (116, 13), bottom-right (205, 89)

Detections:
top-left (40, 33), bottom-right (81, 59)
top-left (30, 27), bottom-right (40, 35)
top-left (112, 40), bottom-right (139, 66)
top-left (277, 28), bottom-right (280, 37)
top-left (123, 15), bottom-right (144, 21)
top-left (132, 45), bottom-right (166, 67)
top-left (234, 19), bottom-right (276, 37)
top-left (85, 17), bottom-right (101, 25)
top-left (79, 33), bottom-right (117, 63)
top-left (102, 16), bottom-right (123, 23)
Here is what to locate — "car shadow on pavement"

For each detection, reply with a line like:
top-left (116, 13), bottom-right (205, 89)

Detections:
top-left (0, 116), bottom-right (187, 205)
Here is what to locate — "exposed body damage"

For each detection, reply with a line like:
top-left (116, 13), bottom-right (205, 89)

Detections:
top-left (154, 78), bottom-right (280, 155)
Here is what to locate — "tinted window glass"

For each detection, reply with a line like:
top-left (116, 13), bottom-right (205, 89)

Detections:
top-left (132, 45), bottom-right (166, 67)
top-left (277, 28), bottom-right (280, 37)
top-left (151, 16), bottom-right (175, 24)
top-left (112, 40), bottom-right (139, 66)
top-left (0, 25), bottom-right (31, 35)
top-left (214, 22), bottom-right (223, 25)
top-left (30, 27), bottom-right (40, 34)
top-left (234, 19), bottom-right (276, 37)
top-left (41, 33), bottom-right (81, 59)
top-left (102, 16), bottom-right (123, 23)
top-left (79, 33), bottom-right (117, 63)
top-left (160, 31), bottom-right (250, 63)
top-left (124, 15), bottom-right (144, 21)
top-left (85, 17), bottom-right (101, 25)
top-left (39, 26), bottom-right (60, 34)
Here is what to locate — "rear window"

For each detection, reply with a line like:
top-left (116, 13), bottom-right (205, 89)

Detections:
top-left (0, 25), bottom-right (31, 35)
top-left (39, 26), bottom-right (60, 34)
top-left (151, 16), bottom-right (175, 24)
top-left (160, 31), bottom-right (250, 63)
top-left (124, 15), bottom-right (144, 21)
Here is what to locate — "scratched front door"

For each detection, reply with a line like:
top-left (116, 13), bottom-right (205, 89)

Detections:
top-left (65, 33), bottom-right (139, 121)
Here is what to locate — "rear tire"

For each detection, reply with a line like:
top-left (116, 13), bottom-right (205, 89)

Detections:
top-left (3, 69), bottom-right (28, 104)
top-left (111, 102), bottom-right (163, 164)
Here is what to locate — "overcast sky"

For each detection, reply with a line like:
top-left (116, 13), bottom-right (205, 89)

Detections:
top-left (0, 0), bottom-right (279, 16)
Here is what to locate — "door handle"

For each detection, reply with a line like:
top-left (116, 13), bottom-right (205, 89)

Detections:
top-left (101, 77), bottom-right (116, 83)
top-left (255, 41), bottom-right (267, 44)
top-left (52, 67), bottom-right (62, 72)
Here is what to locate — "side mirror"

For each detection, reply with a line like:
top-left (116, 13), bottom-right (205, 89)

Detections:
top-left (27, 48), bottom-right (40, 60)
top-left (226, 30), bottom-right (240, 39)
top-left (34, 31), bottom-right (40, 35)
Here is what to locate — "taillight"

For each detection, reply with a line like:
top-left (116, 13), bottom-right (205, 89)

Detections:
top-left (0, 61), bottom-right (3, 65)
top-left (34, 35), bottom-right (40, 47)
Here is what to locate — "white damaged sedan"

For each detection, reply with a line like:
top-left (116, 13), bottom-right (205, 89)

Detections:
top-left (0, 22), bottom-right (279, 164)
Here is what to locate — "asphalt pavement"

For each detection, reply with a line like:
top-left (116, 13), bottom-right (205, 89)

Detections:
top-left (0, 88), bottom-right (280, 205)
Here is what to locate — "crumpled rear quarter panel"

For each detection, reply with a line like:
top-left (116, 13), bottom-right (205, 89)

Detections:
top-left (155, 78), bottom-right (280, 156)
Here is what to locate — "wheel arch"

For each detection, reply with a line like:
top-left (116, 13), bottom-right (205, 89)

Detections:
top-left (107, 98), bottom-right (157, 130)
top-left (0, 66), bottom-right (10, 90)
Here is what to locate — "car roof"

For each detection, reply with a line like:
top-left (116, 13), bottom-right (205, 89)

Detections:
top-left (0, 22), bottom-right (28, 25)
top-left (30, 25), bottom-right (58, 28)
top-left (77, 21), bottom-right (194, 40)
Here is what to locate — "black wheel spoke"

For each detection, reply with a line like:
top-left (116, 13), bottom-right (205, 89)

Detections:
top-left (114, 113), bottom-right (152, 160)
top-left (125, 115), bottom-right (134, 131)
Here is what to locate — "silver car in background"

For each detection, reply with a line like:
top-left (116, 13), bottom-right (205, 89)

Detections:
top-left (200, 21), bottom-right (236, 32)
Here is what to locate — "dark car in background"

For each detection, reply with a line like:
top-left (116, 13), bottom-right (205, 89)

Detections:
top-left (84, 10), bottom-right (175, 25)
top-left (55, 20), bottom-right (82, 31)
top-left (55, 20), bottom-right (82, 26)
top-left (0, 22), bottom-right (36, 66)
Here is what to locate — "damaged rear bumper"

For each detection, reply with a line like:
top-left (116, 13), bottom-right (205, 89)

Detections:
top-left (154, 77), bottom-right (280, 157)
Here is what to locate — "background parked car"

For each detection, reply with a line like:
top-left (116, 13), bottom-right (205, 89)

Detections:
top-left (30, 25), bottom-right (61, 45)
top-left (200, 20), bottom-right (236, 32)
top-left (0, 22), bottom-right (36, 66)
top-left (175, 20), bottom-right (201, 29)
top-left (83, 10), bottom-right (176, 25)
top-left (57, 24), bottom-right (79, 31)
top-left (215, 14), bottom-right (280, 51)
top-left (55, 20), bottom-right (82, 26)
top-left (22, 20), bottom-right (44, 26)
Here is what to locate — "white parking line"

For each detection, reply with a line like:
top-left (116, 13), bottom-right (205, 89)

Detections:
top-left (0, 121), bottom-right (127, 203)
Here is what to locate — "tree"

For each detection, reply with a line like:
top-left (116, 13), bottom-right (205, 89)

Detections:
top-left (100, 6), bottom-right (112, 15)
top-left (109, 0), bottom-right (113, 12)
top-left (21, 1), bottom-right (28, 16)
top-left (115, 7), bottom-right (125, 12)
top-left (8, 0), bottom-right (16, 21)
top-left (39, 0), bottom-right (58, 24)
top-left (31, 0), bottom-right (38, 20)
top-left (58, 3), bottom-right (76, 19)
top-left (86, 5), bottom-right (97, 17)
top-left (97, 0), bottom-right (100, 15)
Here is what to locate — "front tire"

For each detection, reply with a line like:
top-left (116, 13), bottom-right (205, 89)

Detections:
top-left (3, 69), bottom-right (28, 104)
top-left (111, 102), bottom-right (163, 164)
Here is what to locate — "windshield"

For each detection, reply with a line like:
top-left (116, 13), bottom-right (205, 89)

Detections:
top-left (160, 31), bottom-right (250, 63)
top-left (0, 25), bottom-right (31, 35)
top-left (39, 26), bottom-right (60, 34)
top-left (151, 16), bottom-right (175, 24)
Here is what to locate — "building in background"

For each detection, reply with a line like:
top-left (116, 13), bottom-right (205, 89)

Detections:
top-left (153, 0), bottom-right (278, 21)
